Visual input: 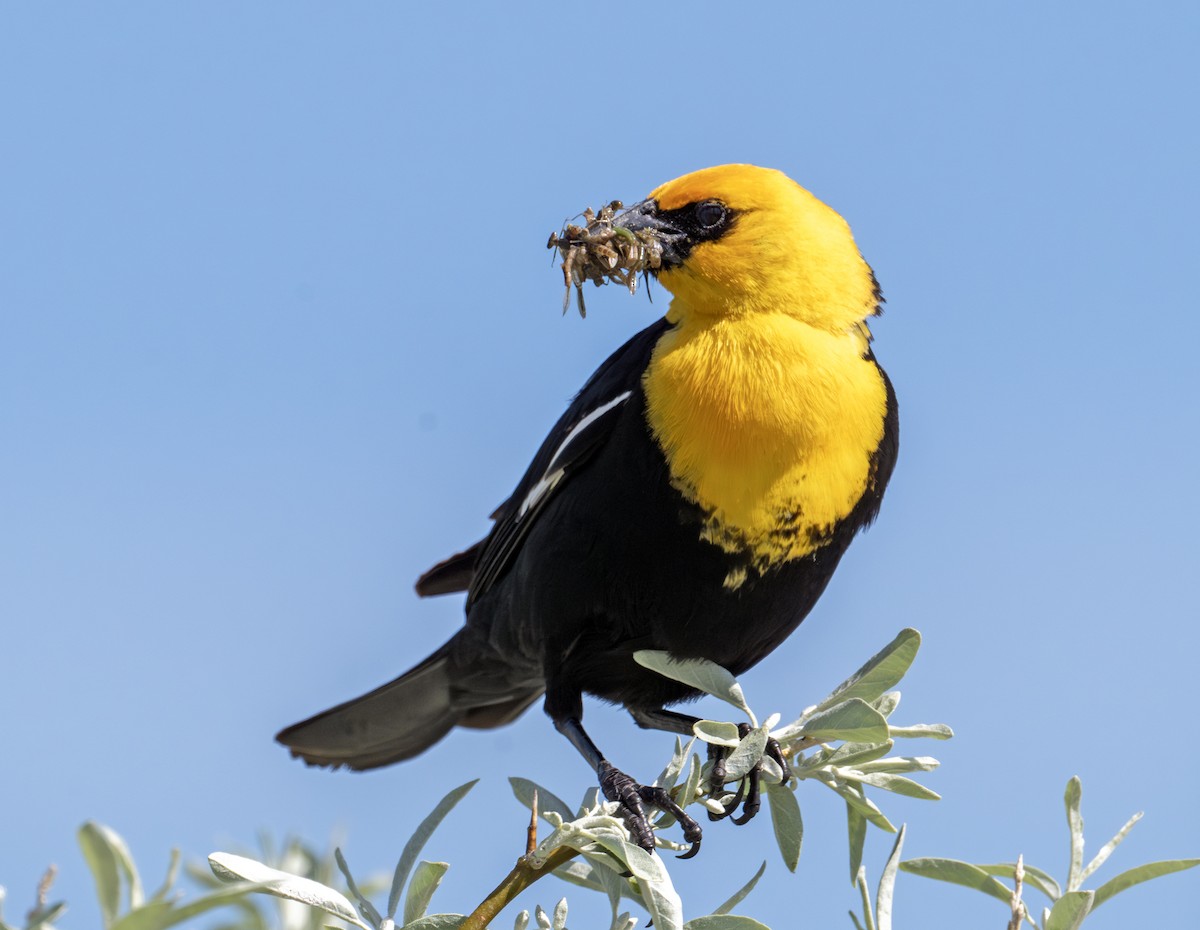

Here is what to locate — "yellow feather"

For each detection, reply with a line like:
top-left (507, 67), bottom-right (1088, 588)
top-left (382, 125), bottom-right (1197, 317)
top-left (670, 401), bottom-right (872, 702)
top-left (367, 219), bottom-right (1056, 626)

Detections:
top-left (642, 165), bottom-right (888, 569)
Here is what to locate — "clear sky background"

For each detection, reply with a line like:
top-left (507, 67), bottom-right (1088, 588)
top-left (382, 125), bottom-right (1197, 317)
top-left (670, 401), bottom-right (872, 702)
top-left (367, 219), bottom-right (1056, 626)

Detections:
top-left (3, 4), bottom-right (1198, 929)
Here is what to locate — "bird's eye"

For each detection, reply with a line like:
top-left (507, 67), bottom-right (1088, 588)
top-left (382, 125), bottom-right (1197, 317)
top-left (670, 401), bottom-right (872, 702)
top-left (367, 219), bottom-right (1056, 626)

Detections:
top-left (694, 201), bottom-right (726, 229)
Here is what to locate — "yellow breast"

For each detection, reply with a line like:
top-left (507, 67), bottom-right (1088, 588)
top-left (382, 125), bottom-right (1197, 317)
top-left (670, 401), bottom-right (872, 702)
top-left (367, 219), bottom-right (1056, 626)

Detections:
top-left (643, 309), bottom-right (889, 576)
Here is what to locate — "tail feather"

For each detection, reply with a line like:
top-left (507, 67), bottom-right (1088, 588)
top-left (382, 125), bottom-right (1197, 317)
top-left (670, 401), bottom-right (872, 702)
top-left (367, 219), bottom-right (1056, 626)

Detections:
top-left (276, 647), bottom-right (461, 770)
top-left (276, 639), bottom-right (544, 771)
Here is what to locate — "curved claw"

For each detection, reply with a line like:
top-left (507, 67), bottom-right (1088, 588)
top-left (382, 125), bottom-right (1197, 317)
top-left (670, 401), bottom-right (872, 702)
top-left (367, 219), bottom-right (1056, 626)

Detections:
top-left (730, 765), bottom-right (761, 825)
top-left (708, 728), bottom-right (791, 828)
top-left (598, 761), bottom-right (704, 855)
top-left (676, 837), bottom-right (701, 860)
top-left (766, 736), bottom-right (792, 783)
top-left (708, 776), bottom-right (747, 822)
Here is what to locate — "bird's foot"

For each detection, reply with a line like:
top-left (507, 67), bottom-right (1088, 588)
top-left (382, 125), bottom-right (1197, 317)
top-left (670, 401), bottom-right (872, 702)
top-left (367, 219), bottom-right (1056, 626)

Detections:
top-left (706, 724), bottom-right (792, 825)
top-left (598, 761), bottom-right (704, 859)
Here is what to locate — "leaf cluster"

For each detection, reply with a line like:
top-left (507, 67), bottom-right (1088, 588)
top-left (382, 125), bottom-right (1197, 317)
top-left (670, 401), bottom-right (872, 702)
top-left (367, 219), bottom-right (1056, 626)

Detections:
top-left (899, 776), bottom-right (1199, 930)
top-left (5, 629), bottom-right (1195, 930)
top-left (209, 629), bottom-right (949, 930)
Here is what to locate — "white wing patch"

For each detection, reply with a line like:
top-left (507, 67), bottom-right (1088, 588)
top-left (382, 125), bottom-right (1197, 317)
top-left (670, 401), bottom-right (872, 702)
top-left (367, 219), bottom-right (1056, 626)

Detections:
top-left (518, 390), bottom-right (632, 517)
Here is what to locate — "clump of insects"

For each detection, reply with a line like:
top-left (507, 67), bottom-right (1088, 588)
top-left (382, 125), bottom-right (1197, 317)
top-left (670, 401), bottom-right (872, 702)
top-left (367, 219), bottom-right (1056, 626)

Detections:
top-left (547, 200), bottom-right (663, 318)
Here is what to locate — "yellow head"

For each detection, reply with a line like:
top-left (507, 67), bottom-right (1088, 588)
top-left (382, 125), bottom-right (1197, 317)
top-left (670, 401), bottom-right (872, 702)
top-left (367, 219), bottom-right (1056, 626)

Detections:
top-left (619, 164), bottom-right (879, 331)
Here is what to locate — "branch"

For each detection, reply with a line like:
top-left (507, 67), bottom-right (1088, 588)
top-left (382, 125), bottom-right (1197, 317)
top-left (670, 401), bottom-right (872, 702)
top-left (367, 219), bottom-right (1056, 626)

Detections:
top-left (460, 847), bottom-right (580, 930)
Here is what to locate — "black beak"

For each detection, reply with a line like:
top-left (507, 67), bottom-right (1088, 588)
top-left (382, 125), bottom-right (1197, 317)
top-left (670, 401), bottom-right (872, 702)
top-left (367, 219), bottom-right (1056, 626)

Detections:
top-left (612, 199), bottom-right (688, 269)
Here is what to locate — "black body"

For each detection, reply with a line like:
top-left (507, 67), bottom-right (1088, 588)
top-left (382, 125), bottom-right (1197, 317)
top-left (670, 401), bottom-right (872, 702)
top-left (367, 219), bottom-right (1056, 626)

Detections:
top-left (452, 317), bottom-right (898, 727)
top-left (275, 315), bottom-right (898, 773)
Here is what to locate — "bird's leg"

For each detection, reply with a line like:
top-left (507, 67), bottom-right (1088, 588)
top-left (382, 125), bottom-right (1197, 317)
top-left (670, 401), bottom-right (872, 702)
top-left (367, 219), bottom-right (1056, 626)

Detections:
top-left (628, 706), bottom-right (701, 736)
top-left (554, 715), bottom-right (702, 857)
top-left (629, 710), bottom-right (792, 826)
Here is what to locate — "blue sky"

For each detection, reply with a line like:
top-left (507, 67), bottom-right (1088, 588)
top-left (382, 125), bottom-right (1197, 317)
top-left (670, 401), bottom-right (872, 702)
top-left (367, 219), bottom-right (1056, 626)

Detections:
top-left (2, 3), bottom-right (1197, 928)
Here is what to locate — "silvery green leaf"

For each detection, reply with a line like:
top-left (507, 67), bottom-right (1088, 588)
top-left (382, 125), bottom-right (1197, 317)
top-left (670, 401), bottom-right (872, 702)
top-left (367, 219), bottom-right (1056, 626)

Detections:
top-left (401, 917), bottom-right (465, 930)
top-left (534, 904), bottom-right (550, 930)
top-left (713, 861), bottom-right (766, 915)
top-left (106, 824), bottom-right (145, 910)
top-left (847, 803), bottom-right (867, 884)
top-left (854, 866), bottom-right (876, 930)
top-left (724, 727), bottom-right (769, 782)
top-left (510, 778), bottom-right (575, 824)
top-left (79, 822), bottom-right (146, 926)
top-left (1091, 858), bottom-right (1200, 908)
top-left (655, 737), bottom-right (689, 791)
top-left (898, 858), bottom-right (1013, 907)
top-left (770, 716), bottom-right (809, 743)
top-left (1064, 777), bottom-right (1084, 893)
top-left (767, 783), bottom-right (802, 872)
top-left (762, 713), bottom-right (780, 730)
top-left (552, 897), bottom-right (567, 930)
top-left (839, 772), bottom-right (940, 801)
top-left (513, 910), bottom-right (529, 930)
top-left (107, 900), bottom-right (173, 930)
top-left (336, 849), bottom-right (383, 926)
top-left (26, 900), bottom-right (68, 930)
top-left (854, 756), bottom-right (939, 775)
top-left (977, 863), bottom-right (1061, 901)
top-left (612, 913), bottom-right (637, 930)
top-left (549, 860), bottom-right (604, 895)
top-left (637, 856), bottom-right (683, 930)
top-left (577, 788), bottom-right (601, 817)
top-left (1044, 891), bottom-right (1093, 930)
top-left (681, 753), bottom-right (703, 809)
top-left (814, 629), bottom-right (921, 713)
top-left (798, 741), bottom-right (893, 772)
top-left (623, 842), bottom-right (667, 884)
top-left (633, 651), bottom-right (755, 724)
top-left (149, 849), bottom-right (181, 903)
top-left (848, 911), bottom-right (867, 930)
top-left (1079, 811), bottom-right (1142, 884)
top-left (682, 917), bottom-right (770, 930)
top-left (584, 860), bottom-right (635, 913)
top-left (387, 781), bottom-right (477, 919)
top-left (111, 884), bottom-right (268, 930)
top-left (760, 755), bottom-right (784, 784)
top-left (872, 692), bottom-right (900, 718)
top-left (79, 823), bottom-right (123, 928)
top-left (588, 838), bottom-right (663, 884)
top-left (403, 862), bottom-right (448, 926)
top-left (886, 724), bottom-right (952, 740)
top-left (875, 825), bottom-right (905, 930)
top-left (693, 720), bottom-right (741, 748)
top-left (798, 700), bottom-right (888, 744)
top-left (827, 782), bottom-right (896, 833)
top-left (207, 854), bottom-right (369, 930)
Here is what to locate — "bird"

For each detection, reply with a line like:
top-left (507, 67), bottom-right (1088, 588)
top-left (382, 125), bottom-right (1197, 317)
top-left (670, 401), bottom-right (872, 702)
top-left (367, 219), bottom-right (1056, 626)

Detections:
top-left (276, 164), bottom-right (898, 857)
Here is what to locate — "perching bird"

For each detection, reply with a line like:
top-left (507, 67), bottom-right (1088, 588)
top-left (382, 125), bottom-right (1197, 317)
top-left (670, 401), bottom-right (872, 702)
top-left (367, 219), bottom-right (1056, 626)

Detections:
top-left (277, 164), bottom-right (898, 856)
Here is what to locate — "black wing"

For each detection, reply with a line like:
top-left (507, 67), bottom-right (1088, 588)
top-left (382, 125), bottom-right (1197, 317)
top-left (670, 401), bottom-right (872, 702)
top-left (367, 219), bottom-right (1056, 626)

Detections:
top-left (414, 317), bottom-right (671, 605)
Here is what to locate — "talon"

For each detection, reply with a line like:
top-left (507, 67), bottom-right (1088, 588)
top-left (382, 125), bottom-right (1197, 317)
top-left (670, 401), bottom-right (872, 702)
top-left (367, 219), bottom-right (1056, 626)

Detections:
top-left (706, 724), bottom-right (781, 826)
top-left (676, 838), bottom-right (701, 860)
top-left (766, 736), bottom-right (792, 783)
top-left (599, 761), bottom-right (703, 854)
top-left (730, 766), bottom-right (760, 825)
top-left (709, 777), bottom-right (747, 822)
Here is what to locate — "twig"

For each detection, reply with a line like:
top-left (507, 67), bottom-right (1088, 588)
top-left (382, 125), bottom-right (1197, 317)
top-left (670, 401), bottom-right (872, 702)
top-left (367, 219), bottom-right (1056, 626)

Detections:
top-left (26, 865), bottom-right (57, 923)
top-left (1007, 854), bottom-right (1026, 930)
top-left (460, 846), bottom-right (580, 930)
top-left (526, 790), bottom-right (539, 857)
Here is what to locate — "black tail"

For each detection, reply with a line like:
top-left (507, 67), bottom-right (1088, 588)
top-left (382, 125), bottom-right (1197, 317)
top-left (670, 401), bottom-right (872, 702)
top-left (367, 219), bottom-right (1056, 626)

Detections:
top-left (276, 637), bottom-right (542, 771)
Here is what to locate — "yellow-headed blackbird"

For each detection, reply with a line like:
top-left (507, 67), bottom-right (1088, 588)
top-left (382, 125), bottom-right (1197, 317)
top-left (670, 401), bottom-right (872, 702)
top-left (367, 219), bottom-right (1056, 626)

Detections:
top-left (277, 164), bottom-right (898, 855)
